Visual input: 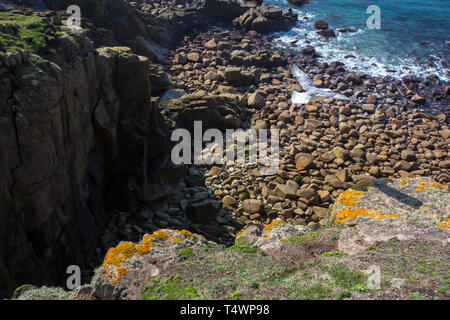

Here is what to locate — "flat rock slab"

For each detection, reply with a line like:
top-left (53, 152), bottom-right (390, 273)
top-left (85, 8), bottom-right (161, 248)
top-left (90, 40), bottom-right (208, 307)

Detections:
top-left (326, 177), bottom-right (449, 254)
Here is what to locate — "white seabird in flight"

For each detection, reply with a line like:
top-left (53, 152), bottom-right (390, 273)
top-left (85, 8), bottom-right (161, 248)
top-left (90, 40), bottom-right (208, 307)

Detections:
top-left (291, 64), bottom-right (354, 106)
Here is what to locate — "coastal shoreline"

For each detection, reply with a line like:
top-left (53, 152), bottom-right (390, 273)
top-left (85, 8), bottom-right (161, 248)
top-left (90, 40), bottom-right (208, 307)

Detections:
top-left (0, 0), bottom-right (449, 299)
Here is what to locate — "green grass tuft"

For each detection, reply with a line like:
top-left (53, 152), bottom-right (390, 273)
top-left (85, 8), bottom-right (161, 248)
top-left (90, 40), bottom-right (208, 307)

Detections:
top-left (0, 13), bottom-right (47, 53)
top-left (178, 247), bottom-right (196, 259)
top-left (328, 265), bottom-right (366, 289)
top-left (141, 275), bottom-right (198, 300)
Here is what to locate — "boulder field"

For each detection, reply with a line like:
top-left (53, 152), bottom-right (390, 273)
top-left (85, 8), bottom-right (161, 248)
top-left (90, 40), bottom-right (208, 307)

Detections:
top-left (0, 0), bottom-right (449, 300)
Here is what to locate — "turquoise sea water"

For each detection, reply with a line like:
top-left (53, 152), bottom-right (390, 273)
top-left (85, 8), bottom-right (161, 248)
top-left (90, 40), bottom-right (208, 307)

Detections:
top-left (265, 0), bottom-right (450, 80)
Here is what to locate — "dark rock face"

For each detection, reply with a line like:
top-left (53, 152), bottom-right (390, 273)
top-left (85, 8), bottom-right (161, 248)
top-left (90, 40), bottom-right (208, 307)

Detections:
top-left (233, 4), bottom-right (298, 34)
top-left (42, 0), bottom-right (147, 42)
top-left (0, 30), bottom-right (169, 291)
top-left (165, 91), bottom-right (246, 132)
top-left (37, 0), bottom-right (262, 64)
top-left (317, 28), bottom-right (336, 38)
top-left (287, 0), bottom-right (309, 6)
top-left (314, 20), bottom-right (329, 30)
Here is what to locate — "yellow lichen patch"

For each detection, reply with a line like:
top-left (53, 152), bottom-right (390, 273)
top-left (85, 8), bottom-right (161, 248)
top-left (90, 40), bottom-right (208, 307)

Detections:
top-left (432, 182), bottom-right (443, 189)
top-left (420, 204), bottom-right (430, 210)
top-left (168, 237), bottom-right (180, 242)
top-left (112, 268), bottom-right (128, 284)
top-left (135, 238), bottom-right (156, 255)
top-left (264, 220), bottom-right (285, 234)
top-left (416, 187), bottom-right (423, 192)
top-left (236, 227), bottom-right (249, 239)
top-left (438, 219), bottom-right (450, 231)
top-left (173, 230), bottom-right (194, 237)
top-left (150, 230), bottom-right (169, 240)
top-left (332, 208), bottom-right (401, 225)
top-left (417, 180), bottom-right (430, 188)
top-left (102, 229), bottom-right (197, 284)
top-left (263, 235), bottom-right (271, 241)
top-left (335, 189), bottom-right (365, 207)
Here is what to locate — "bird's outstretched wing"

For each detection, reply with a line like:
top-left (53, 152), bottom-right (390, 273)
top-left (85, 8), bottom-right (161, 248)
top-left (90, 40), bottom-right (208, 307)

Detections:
top-left (292, 91), bottom-right (311, 104)
top-left (292, 64), bottom-right (314, 91)
top-left (309, 87), bottom-right (354, 101)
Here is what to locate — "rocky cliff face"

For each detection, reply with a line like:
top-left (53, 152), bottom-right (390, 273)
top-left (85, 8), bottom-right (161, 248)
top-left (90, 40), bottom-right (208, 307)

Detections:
top-left (0, 18), bottom-right (170, 290)
top-left (14, 178), bottom-right (448, 300)
top-left (0, 0), bottom-right (264, 292)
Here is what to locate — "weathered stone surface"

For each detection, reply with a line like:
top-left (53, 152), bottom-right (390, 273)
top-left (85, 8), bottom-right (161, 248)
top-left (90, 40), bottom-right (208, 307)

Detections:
top-left (222, 195), bottom-right (238, 208)
top-left (326, 177), bottom-right (449, 254)
top-left (165, 91), bottom-right (245, 131)
top-left (243, 199), bottom-right (264, 214)
top-left (247, 91), bottom-right (266, 108)
top-left (274, 184), bottom-right (298, 200)
top-left (0, 43), bottom-right (171, 291)
top-left (233, 4), bottom-right (298, 34)
top-left (295, 154), bottom-right (314, 170)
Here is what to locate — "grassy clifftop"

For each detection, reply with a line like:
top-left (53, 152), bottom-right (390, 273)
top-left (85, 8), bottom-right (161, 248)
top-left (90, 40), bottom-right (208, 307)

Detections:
top-left (0, 12), bottom-right (47, 53)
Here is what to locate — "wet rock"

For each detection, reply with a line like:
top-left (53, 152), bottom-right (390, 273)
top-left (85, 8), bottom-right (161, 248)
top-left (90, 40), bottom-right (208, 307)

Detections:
top-left (317, 29), bottom-right (336, 38)
top-left (314, 20), bottom-right (329, 30)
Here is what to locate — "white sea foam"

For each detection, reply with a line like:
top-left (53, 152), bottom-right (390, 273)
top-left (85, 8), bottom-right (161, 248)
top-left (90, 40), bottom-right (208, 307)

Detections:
top-left (271, 18), bottom-right (449, 82)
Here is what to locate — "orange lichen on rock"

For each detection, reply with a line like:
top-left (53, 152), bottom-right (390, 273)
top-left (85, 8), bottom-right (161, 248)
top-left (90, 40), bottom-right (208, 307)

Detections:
top-left (173, 230), bottom-right (194, 237)
top-left (335, 189), bottom-right (365, 207)
top-left (332, 208), bottom-right (400, 225)
top-left (417, 180), bottom-right (430, 188)
top-left (264, 220), bottom-right (285, 234)
top-left (416, 187), bottom-right (423, 192)
top-left (438, 219), bottom-right (450, 231)
top-left (236, 227), bottom-right (249, 239)
top-left (400, 180), bottom-right (406, 186)
top-left (432, 182), bottom-right (443, 189)
top-left (102, 229), bottom-right (197, 284)
top-left (168, 237), bottom-right (180, 242)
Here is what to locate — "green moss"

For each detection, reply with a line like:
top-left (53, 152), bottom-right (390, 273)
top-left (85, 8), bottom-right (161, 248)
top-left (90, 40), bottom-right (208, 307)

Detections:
top-left (231, 291), bottom-right (242, 300)
top-left (322, 251), bottom-right (347, 258)
top-left (265, 265), bottom-right (302, 286)
top-left (235, 236), bottom-right (248, 246)
top-left (141, 276), bottom-right (198, 300)
top-left (291, 282), bottom-right (332, 300)
top-left (178, 247), bottom-right (196, 259)
top-left (328, 265), bottom-right (366, 289)
top-left (285, 228), bottom-right (325, 246)
top-left (437, 286), bottom-right (447, 293)
top-left (353, 284), bottom-right (368, 292)
top-left (227, 245), bottom-right (258, 254)
top-left (414, 266), bottom-right (431, 274)
top-left (0, 13), bottom-right (48, 53)
top-left (410, 291), bottom-right (424, 300)
top-left (336, 290), bottom-right (352, 300)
